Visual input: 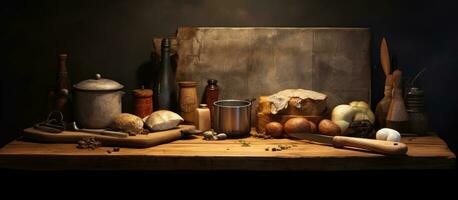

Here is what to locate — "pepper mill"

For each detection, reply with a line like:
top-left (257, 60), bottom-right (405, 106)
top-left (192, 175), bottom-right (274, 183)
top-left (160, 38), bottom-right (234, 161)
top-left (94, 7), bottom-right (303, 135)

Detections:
top-left (178, 81), bottom-right (198, 123)
top-left (49, 53), bottom-right (72, 122)
top-left (204, 79), bottom-right (219, 128)
top-left (133, 86), bottom-right (153, 118)
top-left (386, 69), bottom-right (409, 133)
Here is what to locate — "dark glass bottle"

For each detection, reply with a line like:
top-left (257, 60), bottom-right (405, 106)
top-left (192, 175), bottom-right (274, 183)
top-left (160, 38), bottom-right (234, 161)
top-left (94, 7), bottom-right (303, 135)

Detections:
top-left (51, 53), bottom-right (72, 122)
top-left (204, 79), bottom-right (219, 128)
top-left (154, 38), bottom-right (177, 111)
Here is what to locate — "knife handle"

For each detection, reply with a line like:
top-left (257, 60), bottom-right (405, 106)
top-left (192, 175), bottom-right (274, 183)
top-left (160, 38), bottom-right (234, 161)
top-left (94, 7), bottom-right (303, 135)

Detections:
top-left (333, 136), bottom-right (408, 155)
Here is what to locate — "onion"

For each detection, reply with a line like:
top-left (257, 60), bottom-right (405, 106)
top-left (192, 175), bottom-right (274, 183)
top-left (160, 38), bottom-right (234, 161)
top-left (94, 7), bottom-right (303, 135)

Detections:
top-left (265, 122), bottom-right (284, 138)
top-left (318, 119), bottom-right (341, 136)
top-left (284, 118), bottom-right (311, 135)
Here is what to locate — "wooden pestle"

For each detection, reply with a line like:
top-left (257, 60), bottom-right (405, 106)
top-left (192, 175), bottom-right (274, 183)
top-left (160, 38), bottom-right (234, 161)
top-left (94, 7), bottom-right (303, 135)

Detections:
top-left (375, 75), bottom-right (393, 127)
top-left (386, 69), bottom-right (409, 132)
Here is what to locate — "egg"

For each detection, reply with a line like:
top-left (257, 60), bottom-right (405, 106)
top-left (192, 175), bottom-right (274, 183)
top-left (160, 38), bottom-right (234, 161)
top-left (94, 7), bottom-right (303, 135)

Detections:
top-left (284, 118), bottom-right (311, 135)
top-left (265, 122), bottom-right (284, 138)
top-left (318, 119), bottom-right (341, 136)
top-left (376, 128), bottom-right (401, 142)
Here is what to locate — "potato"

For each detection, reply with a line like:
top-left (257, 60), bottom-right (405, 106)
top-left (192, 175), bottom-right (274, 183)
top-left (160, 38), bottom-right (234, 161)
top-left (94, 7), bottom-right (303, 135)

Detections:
top-left (265, 122), bottom-right (283, 138)
top-left (318, 119), bottom-right (341, 136)
top-left (284, 118), bottom-right (311, 135)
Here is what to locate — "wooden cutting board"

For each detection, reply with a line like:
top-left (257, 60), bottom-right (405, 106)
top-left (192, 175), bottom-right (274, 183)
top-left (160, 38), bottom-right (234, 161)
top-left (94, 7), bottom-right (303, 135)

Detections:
top-left (21, 125), bottom-right (195, 148)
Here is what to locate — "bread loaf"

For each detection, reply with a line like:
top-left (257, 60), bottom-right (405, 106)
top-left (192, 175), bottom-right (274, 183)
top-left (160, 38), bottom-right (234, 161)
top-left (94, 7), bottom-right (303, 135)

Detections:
top-left (258, 97), bottom-right (327, 116)
top-left (256, 112), bottom-right (272, 134)
top-left (144, 110), bottom-right (184, 131)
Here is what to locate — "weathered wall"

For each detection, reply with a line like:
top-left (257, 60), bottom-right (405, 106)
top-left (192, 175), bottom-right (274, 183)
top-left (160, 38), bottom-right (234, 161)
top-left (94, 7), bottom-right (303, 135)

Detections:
top-left (176, 27), bottom-right (370, 110)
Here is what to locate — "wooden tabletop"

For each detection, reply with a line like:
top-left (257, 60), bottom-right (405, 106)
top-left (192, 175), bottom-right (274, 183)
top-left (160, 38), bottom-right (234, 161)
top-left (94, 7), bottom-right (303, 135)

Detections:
top-left (0, 134), bottom-right (455, 171)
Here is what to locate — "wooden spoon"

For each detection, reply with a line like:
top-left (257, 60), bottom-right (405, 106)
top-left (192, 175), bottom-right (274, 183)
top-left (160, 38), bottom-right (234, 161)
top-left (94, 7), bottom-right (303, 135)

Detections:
top-left (380, 37), bottom-right (391, 76)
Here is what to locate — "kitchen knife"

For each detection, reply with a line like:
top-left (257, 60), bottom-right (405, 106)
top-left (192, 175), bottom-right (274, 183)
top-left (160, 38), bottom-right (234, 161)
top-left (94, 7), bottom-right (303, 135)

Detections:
top-left (288, 133), bottom-right (408, 155)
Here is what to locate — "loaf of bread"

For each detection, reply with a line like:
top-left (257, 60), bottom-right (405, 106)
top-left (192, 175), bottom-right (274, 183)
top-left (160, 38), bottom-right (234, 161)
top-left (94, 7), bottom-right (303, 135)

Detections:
top-left (256, 112), bottom-right (272, 134)
top-left (258, 97), bottom-right (327, 116)
top-left (144, 110), bottom-right (184, 131)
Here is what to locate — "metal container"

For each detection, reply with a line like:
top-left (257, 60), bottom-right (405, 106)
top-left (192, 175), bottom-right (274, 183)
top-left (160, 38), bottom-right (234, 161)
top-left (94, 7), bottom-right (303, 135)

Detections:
top-left (213, 99), bottom-right (252, 138)
top-left (73, 74), bottom-right (124, 129)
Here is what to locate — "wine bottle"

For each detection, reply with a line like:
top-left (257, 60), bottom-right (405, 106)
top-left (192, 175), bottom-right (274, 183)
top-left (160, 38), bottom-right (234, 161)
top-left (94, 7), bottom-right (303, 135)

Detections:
top-left (154, 38), bottom-right (177, 111)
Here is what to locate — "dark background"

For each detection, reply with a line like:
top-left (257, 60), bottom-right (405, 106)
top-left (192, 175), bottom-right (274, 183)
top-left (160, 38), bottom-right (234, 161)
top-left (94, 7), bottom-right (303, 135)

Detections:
top-left (1, 0), bottom-right (457, 155)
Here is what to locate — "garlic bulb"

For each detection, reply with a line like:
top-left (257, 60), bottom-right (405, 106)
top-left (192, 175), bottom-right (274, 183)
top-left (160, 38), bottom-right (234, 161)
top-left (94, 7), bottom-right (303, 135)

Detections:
top-left (331, 101), bottom-right (375, 134)
top-left (376, 128), bottom-right (401, 142)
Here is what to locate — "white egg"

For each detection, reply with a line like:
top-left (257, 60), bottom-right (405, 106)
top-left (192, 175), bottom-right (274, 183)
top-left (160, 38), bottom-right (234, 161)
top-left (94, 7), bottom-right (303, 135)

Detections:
top-left (376, 128), bottom-right (401, 142)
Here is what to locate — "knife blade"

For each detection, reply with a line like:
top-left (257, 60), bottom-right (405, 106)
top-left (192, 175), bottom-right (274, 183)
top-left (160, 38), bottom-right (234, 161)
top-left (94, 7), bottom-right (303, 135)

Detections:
top-left (288, 133), bottom-right (408, 155)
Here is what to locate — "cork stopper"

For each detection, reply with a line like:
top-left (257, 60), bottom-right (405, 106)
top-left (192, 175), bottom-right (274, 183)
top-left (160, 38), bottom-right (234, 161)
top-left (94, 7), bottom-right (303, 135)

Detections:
top-left (178, 81), bottom-right (196, 87)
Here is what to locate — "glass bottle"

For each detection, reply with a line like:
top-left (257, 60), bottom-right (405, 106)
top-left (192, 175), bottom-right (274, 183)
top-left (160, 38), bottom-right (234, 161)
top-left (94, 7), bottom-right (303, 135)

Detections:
top-left (154, 38), bottom-right (177, 111)
top-left (204, 79), bottom-right (219, 128)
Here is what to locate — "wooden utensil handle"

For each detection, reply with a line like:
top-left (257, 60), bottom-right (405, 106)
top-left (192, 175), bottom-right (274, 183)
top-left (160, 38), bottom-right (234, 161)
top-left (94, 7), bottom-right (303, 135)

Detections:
top-left (333, 136), bottom-right (408, 155)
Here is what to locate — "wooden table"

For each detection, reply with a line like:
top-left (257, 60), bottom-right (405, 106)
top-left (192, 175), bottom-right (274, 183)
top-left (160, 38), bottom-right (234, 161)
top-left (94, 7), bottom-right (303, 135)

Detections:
top-left (0, 134), bottom-right (455, 171)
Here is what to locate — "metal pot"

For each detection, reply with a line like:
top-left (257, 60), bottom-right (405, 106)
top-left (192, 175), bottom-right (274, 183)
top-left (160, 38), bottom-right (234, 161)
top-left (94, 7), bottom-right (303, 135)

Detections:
top-left (213, 99), bottom-right (254, 138)
top-left (73, 74), bottom-right (124, 129)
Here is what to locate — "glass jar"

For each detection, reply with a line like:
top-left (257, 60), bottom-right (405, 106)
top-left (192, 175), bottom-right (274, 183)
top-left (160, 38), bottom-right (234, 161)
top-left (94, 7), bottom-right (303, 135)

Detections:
top-left (194, 104), bottom-right (211, 131)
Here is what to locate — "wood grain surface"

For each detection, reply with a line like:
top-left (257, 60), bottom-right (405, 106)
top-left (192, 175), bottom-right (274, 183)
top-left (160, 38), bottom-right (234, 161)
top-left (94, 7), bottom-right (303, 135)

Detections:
top-left (0, 130), bottom-right (455, 171)
top-left (21, 125), bottom-right (195, 148)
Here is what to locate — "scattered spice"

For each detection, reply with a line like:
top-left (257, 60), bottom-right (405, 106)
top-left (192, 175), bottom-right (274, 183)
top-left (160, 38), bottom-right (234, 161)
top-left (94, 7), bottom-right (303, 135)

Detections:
top-left (278, 144), bottom-right (292, 150)
top-left (239, 140), bottom-right (251, 147)
top-left (265, 144), bottom-right (295, 152)
top-left (76, 137), bottom-right (102, 150)
top-left (252, 133), bottom-right (272, 139)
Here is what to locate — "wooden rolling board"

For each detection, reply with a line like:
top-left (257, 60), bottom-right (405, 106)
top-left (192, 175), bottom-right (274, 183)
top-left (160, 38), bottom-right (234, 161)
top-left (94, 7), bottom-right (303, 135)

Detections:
top-left (21, 125), bottom-right (195, 148)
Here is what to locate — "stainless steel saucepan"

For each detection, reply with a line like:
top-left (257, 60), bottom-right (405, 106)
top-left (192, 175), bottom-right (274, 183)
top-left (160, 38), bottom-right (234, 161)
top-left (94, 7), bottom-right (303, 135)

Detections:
top-left (213, 99), bottom-right (255, 138)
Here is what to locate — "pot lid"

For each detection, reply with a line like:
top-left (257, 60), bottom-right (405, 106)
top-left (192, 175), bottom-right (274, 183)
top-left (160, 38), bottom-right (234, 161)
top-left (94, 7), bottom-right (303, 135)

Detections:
top-left (74, 74), bottom-right (124, 91)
